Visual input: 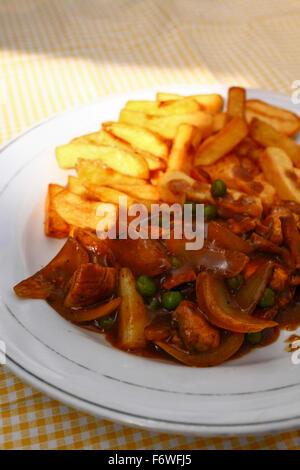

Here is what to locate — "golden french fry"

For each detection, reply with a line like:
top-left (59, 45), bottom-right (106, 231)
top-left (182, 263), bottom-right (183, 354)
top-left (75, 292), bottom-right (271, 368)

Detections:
top-left (156, 93), bottom-right (224, 113)
top-left (111, 183), bottom-right (160, 201)
top-left (53, 189), bottom-right (117, 231)
top-left (103, 121), bottom-right (169, 159)
top-left (249, 118), bottom-right (300, 167)
top-left (246, 100), bottom-right (300, 137)
top-left (191, 128), bottom-right (203, 150)
top-left (119, 109), bottom-right (213, 140)
top-left (72, 131), bottom-right (102, 145)
top-left (259, 147), bottom-right (300, 203)
top-left (83, 183), bottom-right (154, 210)
top-left (73, 129), bottom-right (127, 147)
top-left (195, 117), bottom-right (248, 165)
top-left (76, 159), bottom-right (147, 186)
top-left (125, 97), bottom-right (202, 115)
top-left (212, 113), bottom-right (228, 133)
top-left (68, 175), bottom-right (90, 198)
top-left (56, 142), bottom-right (149, 178)
top-left (168, 124), bottom-right (197, 173)
top-left (118, 267), bottom-right (149, 349)
top-left (45, 184), bottom-right (70, 238)
top-left (227, 87), bottom-right (246, 119)
top-left (83, 183), bottom-right (134, 205)
top-left (76, 129), bottom-right (165, 171)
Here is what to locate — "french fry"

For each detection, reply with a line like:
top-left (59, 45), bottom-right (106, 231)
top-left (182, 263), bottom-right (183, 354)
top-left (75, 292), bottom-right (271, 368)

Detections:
top-left (103, 121), bottom-right (169, 159)
top-left (56, 142), bottom-right (149, 178)
top-left (76, 159), bottom-right (147, 186)
top-left (118, 267), bottom-right (149, 349)
top-left (212, 113), bottom-right (228, 133)
top-left (75, 159), bottom-right (160, 201)
top-left (72, 131), bottom-right (102, 145)
top-left (119, 109), bottom-right (213, 140)
top-left (259, 147), bottom-right (300, 203)
top-left (227, 87), bottom-right (246, 119)
top-left (168, 124), bottom-right (197, 173)
top-left (74, 129), bottom-right (165, 171)
top-left (45, 184), bottom-right (70, 238)
top-left (83, 183), bottom-right (154, 211)
top-left (125, 97), bottom-right (202, 115)
top-left (195, 117), bottom-right (248, 165)
top-left (246, 99), bottom-right (300, 137)
top-left (156, 93), bottom-right (224, 113)
top-left (83, 184), bottom-right (134, 206)
top-left (111, 183), bottom-right (160, 201)
top-left (250, 118), bottom-right (300, 166)
top-left (53, 189), bottom-right (117, 231)
top-left (68, 175), bottom-right (90, 198)
top-left (191, 128), bottom-right (203, 150)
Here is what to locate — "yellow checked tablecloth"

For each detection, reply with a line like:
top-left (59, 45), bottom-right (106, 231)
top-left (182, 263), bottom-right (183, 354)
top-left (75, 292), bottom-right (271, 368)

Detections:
top-left (1, 0), bottom-right (300, 450)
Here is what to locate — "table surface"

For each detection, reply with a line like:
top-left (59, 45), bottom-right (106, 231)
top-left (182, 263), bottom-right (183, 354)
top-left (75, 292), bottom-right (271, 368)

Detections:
top-left (1, 0), bottom-right (300, 450)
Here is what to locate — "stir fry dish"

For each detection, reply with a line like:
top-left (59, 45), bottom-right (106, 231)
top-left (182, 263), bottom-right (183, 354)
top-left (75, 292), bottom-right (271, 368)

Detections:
top-left (14, 87), bottom-right (300, 366)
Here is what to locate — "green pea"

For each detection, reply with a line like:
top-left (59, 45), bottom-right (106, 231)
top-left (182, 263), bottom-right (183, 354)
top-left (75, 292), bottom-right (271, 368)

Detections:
top-left (170, 255), bottom-right (181, 268)
top-left (246, 331), bottom-right (262, 345)
top-left (226, 274), bottom-right (244, 292)
top-left (204, 204), bottom-right (218, 219)
top-left (147, 297), bottom-right (161, 311)
top-left (258, 287), bottom-right (275, 308)
top-left (211, 179), bottom-right (227, 198)
top-left (99, 316), bottom-right (116, 331)
top-left (185, 200), bottom-right (197, 216)
top-left (136, 275), bottom-right (157, 297)
top-left (162, 291), bottom-right (183, 310)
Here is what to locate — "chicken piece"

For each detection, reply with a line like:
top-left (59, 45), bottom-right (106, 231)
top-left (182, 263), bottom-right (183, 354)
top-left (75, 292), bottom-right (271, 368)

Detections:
top-left (226, 217), bottom-right (257, 235)
top-left (173, 300), bottom-right (220, 352)
top-left (269, 265), bottom-right (290, 291)
top-left (162, 268), bottom-right (196, 290)
top-left (73, 228), bottom-right (119, 267)
top-left (107, 238), bottom-right (171, 277)
top-left (64, 263), bottom-right (117, 308)
top-left (250, 233), bottom-right (283, 255)
top-left (217, 191), bottom-right (263, 218)
top-left (14, 238), bottom-right (89, 299)
top-left (281, 216), bottom-right (300, 268)
top-left (254, 306), bottom-right (279, 321)
top-left (264, 206), bottom-right (294, 245)
top-left (291, 274), bottom-right (300, 286)
top-left (144, 316), bottom-right (173, 342)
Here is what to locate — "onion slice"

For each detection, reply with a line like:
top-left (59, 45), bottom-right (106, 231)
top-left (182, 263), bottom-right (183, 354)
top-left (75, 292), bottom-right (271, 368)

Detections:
top-left (196, 271), bottom-right (278, 333)
top-left (156, 332), bottom-right (244, 367)
top-left (235, 260), bottom-right (274, 313)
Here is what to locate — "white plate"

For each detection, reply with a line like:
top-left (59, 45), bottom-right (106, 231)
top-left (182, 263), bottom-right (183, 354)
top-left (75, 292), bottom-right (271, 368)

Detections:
top-left (1, 84), bottom-right (300, 436)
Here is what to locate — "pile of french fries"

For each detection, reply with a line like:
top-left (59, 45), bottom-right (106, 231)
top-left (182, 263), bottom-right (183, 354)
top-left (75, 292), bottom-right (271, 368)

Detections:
top-left (46, 87), bottom-right (300, 237)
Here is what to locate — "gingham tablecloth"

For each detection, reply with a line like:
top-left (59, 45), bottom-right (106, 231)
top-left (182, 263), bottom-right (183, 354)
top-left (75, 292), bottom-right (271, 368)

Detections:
top-left (1, 0), bottom-right (300, 450)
